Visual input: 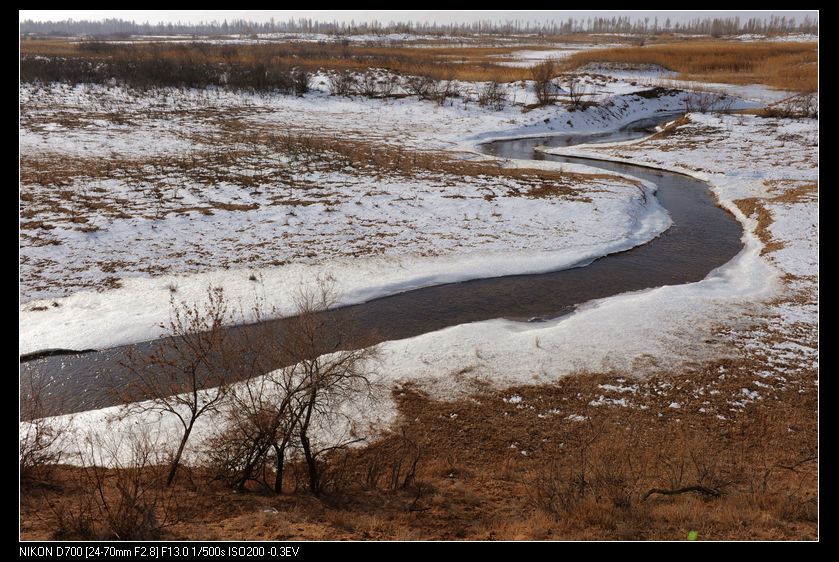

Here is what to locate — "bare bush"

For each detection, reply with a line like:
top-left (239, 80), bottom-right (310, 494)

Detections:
top-left (683, 90), bottom-right (734, 113)
top-left (532, 60), bottom-right (558, 106)
top-left (279, 283), bottom-right (379, 495)
top-left (120, 286), bottom-right (234, 486)
top-left (357, 72), bottom-right (400, 99)
top-left (292, 69), bottom-right (311, 96)
top-left (20, 375), bottom-right (70, 486)
top-left (329, 70), bottom-right (358, 97)
top-left (359, 71), bottom-right (381, 98)
top-left (433, 79), bottom-right (460, 106)
top-left (54, 431), bottom-right (188, 540)
top-left (206, 368), bottom-right (307, 494)
top-left (206, 280), bottom-right (379, 496)
top-left (764, 92), bottom-right (818, 119)
top-left (377, 74), bottom-right (399, 98)
top-left (530, 422), bottom-right (603, 515)
top-left (564, 76), bottom-right (594, 109)
top-left (357, 430), bottom-right (421, 491)
top-left (403, 74), bottom-right (436, 99)
top-left (477, 80), bottom-right (506, 110)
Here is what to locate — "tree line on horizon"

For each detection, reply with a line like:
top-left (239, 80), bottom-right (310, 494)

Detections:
top-left (20, 14), bottom-right (818, 39)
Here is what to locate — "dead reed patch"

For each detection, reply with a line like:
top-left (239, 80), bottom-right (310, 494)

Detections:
top-left (567, 41), bottom-right (817, 92)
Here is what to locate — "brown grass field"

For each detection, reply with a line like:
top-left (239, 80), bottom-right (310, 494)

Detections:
top-left (20, 355), bottom-right (816, 541)
top-left (20, 39), bottom-right (540, 82)
top-left (566, 41), bottom-right (818, 92)
top-left (21, 38), bottom-right (818, 89)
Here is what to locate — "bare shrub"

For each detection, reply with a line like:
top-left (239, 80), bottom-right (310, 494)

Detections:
top-left (120, 286), bottom-right (234, 487)
top-left (530, 421), bottom-right (603, 515)
top-left (20, 375), bottom-right (70, 486)
top-left (564, 76), bottom-right (595, 110)
top-left (292, 69), bottom-right (311, 96)
top-left (683, 90), bottom-right (734, 113)
top-left (763, 92), bottom-right (818, 119)
top-left (648, 432), bottom-right (743, 498)
top-left (477, 80), bottom-right (506, 110)
top-left (377, 74), bottom-right (399, 98)
top-left (532, 60), bottom-right (558, 106)
top-left (329, 70), bottom-right (358, 97)
top-left (54, 432), bottom-right (187, 540)
top-left (206, 368), bottom-right (307, 494)
top-left (404, 74), bottom-right (436, 99)
top-left (357, 72), bottom-right (400, 99)
top-left (359, 71), bottom-right (381, 98)
top-left (357, 430), bottom-right (421, 491)
top-left (433, 79), bottom-right (460, 106)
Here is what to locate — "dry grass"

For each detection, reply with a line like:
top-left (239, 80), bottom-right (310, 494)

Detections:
top-left (20, 40), bottom-right (540, 83)
top-left (566, 41), bottom-right (818, 92)
top-left (735, 181), bottom-right (818, 256)
top-left (735, 198), bottom-right (784, 255)
top-left (21, 350), bottom-right (817, 540)
top-left (20, 130), bottom-right (621, 225)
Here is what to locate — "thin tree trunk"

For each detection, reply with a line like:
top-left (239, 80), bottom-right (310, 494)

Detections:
top-left (273, 442), bottom-right (286, 494)
top-left (300, 431), bottom-right (318, 495)
top-left (167, 422), bottom-right (194, 487)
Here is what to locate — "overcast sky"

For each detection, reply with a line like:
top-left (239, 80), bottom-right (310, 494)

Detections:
top-left (19, 10), bottom-right (818, 26)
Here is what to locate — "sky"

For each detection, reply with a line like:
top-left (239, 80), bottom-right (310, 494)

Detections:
top-left (19, 10), bottom-right (818, 26)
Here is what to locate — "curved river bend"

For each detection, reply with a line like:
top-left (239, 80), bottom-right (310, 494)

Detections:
top-left (21, 113), bottom-right (743, 417)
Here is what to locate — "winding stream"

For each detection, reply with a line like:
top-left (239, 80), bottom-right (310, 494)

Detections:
top-left (20, 113), bottom-right (744, 417)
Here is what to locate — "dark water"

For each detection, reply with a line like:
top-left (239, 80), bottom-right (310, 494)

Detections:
top-left (20, 113), bottom-right (744, 417)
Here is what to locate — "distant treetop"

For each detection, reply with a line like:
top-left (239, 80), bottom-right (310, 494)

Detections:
top-left (19, 15), bottom-right (818, 39)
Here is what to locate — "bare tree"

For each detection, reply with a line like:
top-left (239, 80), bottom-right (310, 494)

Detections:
top-left (206, 367), bottom-right (307, 493)
top-left (121, 286), bottom-right (234, 487)
top-left (282, 283), bottom-right (378, 495)
top-left (205, 281), bottom-right (378, 496)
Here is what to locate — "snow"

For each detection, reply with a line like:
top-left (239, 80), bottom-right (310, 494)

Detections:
top-left (770, 203), bottom-right (819, 277)
top-left (20, 79), bottom-right (690, 353)
top-left (734, 34), bottom-right (818, 43)
top-left (493, 45), bottom-right (622, 67)
top-left (20, 69), bottom-right (817, 464)
top-left (582, 64), bottom-right (792, 104)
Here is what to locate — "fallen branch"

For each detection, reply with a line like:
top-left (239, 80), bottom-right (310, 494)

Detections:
top-left (776, 456), bottom-right (817, 472)
top-left (643, 485), bottom-right (721, 501)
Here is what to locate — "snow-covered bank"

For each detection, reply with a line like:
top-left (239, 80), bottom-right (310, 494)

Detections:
top-left (24, 111), bottom-right (817, 467)
top-left (21, 79), bottom-right (698, 353)
top-left (19, 164), bottom-right (669, 355)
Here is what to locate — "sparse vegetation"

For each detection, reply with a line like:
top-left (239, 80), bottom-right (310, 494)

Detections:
top-left (22, 357), bottom-right (817, 540)
top-left (19, 24), bottom-right (818, 543)
top-left (20, 40), bottom-right (538, 86)
top-left (531, 60), bottom-right (558, 106)
top-left (477, 80), bottom-right (506, 110)
top-left (20, 375), bottom-right (70, 486)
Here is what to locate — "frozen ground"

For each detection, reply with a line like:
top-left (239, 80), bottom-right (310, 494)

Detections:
top-left (581, 63), bottom-right (792, 104)
top-left (493, 44), bottom-right (622, 66)
top-left (20, 76), bottom-right (701, 353)
top-left (20, 73), bottom-right (817, 465)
